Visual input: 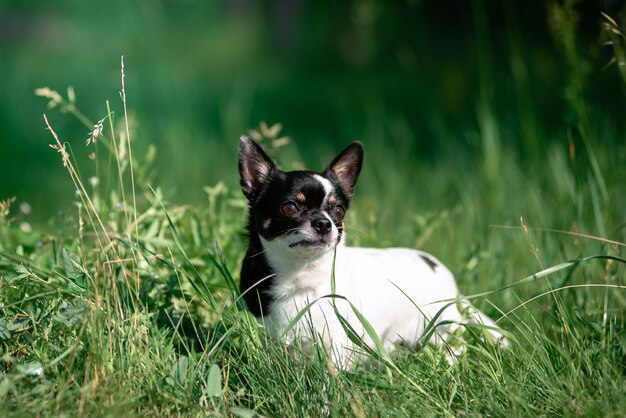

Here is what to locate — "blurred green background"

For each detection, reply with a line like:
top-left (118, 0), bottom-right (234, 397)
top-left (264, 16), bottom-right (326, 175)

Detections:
top-left (1, 0), bottom-right (625, 224)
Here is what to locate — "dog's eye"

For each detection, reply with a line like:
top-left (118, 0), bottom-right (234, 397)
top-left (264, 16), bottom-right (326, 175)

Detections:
top-left (281, 202), bottom-right (298, 216)
top-left (333, 205), bottom-right (345, 218)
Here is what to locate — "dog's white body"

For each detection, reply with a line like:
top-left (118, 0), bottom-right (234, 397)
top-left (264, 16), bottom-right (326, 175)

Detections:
top-left (239, 139), bottom-right (506, 367)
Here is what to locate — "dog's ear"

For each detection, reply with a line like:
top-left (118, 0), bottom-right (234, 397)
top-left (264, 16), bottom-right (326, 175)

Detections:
top-left (325, 141), bottom-right (363, 198)
top-left (239, 136), bottom-right (277, 200)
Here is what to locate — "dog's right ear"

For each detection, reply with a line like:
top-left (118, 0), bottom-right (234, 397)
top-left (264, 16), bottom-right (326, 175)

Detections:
top-left (324, 141), bottom-right (363, 199)
top-left (239, 136), bottom-right (277, 200)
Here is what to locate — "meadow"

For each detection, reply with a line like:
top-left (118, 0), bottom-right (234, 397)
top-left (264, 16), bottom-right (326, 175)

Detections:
top-left (1, 2), bottom-right (626, 416)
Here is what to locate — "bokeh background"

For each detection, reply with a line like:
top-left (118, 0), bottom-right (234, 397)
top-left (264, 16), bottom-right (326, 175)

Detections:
top-left (1, 0), bottom-right (625, 226)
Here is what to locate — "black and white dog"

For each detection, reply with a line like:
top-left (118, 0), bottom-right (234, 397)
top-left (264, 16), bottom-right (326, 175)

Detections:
top-left (238, 136), bottom-right (506, 366)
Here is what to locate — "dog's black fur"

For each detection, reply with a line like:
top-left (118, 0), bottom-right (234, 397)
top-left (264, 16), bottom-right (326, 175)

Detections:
top-left (238, 136), bottom-right (363, 317)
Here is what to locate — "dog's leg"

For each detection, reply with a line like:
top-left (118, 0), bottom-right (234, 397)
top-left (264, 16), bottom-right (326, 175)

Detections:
top-left (457, 300), bottom-right (510, 349)
top-left (427, 301), bottom-right (509, 364)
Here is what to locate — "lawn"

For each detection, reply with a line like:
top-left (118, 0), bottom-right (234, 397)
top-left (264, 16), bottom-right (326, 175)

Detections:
top-left (1, 2), bottom-right (625, 416)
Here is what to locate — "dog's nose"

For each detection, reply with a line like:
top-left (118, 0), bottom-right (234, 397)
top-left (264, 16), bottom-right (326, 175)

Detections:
top-left (311, 218), bottom-right (332, 235)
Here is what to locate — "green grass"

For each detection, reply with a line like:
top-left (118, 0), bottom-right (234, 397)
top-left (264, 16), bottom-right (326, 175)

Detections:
top-left (1, 88), bottom-right (624, 416)
top-left (2, 4), bottom-right (626, 417)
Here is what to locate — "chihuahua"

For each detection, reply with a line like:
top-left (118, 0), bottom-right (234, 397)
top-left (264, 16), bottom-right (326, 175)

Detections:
top-left (238, 136), bottom-right (506, 366)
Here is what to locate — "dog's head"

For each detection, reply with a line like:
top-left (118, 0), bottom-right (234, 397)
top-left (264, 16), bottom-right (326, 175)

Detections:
top-left (239, 136), bottom-right (363, 258)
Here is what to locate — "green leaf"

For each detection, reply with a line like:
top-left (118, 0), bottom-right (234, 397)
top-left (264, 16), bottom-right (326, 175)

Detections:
top-left (53, 300), bottom-right (87, 327)
top-left (0, 376), bottom-right (12, 400)
top-left (0, 318), bottom-right (10, 340)
top-left (17, 362), bottom-right (43, 377)
top-left (204, 363), bottom-right (223, 397)
top-left (190, 215), bottom-right (202, 248)
top-left (228, 406), bottom-right (260, 418)
top-left (171, 356), bottom-right (189, 387)
top-left (7, 317), bottom-right (29, 332)
top-left (61, 248), bottom-right (88, 289)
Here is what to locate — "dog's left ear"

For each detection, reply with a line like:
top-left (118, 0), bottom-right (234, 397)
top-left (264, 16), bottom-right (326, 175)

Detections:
top-left (325, 141), bottom-right (364, 198)
top-left (239, 135), bottom-right (277, 200)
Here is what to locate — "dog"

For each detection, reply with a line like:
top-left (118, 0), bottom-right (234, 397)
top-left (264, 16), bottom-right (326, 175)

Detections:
top-left (238, 136), bottom-right (507, 367)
